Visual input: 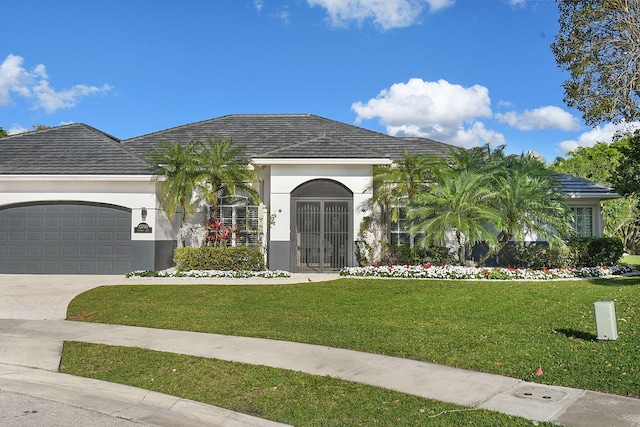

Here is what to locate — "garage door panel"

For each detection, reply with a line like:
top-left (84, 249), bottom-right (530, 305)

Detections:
top-left (10, 217), bottom-right (25, 227)
top-left (97, 231), bottom-right (114, 240)
top-left (27, 218), bottom-right (43, 227)
top-left (0, 202), bottom-right (133, 274)
top-left (116, 217), bottom-right (129, 227)
top-left (27, 231), bottom-right (43, 241)
top-left (9, 231), bottom-right (25, 241)
top-left (80, 231), bottom-right (97, 241)
top-left (99, 217), bottom-right (115, 227)
top-left (79, 246), bottom-right (96, 256)
top-left (81, 218), bottom-right (96, 227)
top-left (97, 246), bottom-right (113, 256)
top-left (44, 246), bottom-right (60, 256)
top-left (8, 245), bottom-right (24, 255)
top-left (26, 246), bottom-right (42, 255)
top-left (45, 218), bottom-right (60, 227)
top-left (63, 218), bottom-right (78, 227)
top-left (44, 232), bottom-right (60, 241)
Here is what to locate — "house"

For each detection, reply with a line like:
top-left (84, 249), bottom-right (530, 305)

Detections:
top-left (0, 114), bottom-right (619, 274)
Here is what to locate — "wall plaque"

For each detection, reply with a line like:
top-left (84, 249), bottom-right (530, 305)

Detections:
top-left (134, 222), bottom-right (152, 233)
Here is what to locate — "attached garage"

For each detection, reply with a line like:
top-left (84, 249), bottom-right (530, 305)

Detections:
top-left (0, 202), bottom-right (132, 274)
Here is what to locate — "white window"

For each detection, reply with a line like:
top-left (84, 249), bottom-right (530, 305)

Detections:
top-left (572, 207), bottom-right (593, 237)
top-left (217, 196), bottom-right (260, 247)
top-left (390, 206), bottom-right (411, 246)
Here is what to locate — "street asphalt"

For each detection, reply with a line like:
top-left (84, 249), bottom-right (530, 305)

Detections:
top-left (1, 273), bottom-right (639, 426)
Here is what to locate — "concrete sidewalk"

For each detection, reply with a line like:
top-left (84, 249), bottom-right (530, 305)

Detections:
top-left (1, 274), bottom-right (640, 426)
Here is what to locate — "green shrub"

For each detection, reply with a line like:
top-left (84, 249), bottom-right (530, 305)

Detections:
top-left (496, 244), bottom-right (570, 269)
top-left (379, 243), bottom-right (456, 266)
top-left (173, 246), bottom-right (265, 271)
top-left (495, 237), bottom-right (624, 269)
top-left (567, 236), bottom-right (624, 267)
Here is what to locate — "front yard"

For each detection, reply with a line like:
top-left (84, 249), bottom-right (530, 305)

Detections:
top-left (63, 277), bottom-right (640, 404)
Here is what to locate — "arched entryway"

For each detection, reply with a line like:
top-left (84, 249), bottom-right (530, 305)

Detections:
top-left (291, 179), bottom-right (353, 273)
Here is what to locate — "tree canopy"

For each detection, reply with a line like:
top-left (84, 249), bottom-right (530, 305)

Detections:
top-left (611, 129), bottom-right (640, 197)
top-left (403, 145), bottom-right (572, 266)
top-left (147, 141), bottom-right (200, 227)
top-left (147, 137), bottom-right (258, 232)
top-left (552, 134), bottom-right (640, 253)
top-left (551, 141), bottom-right (624, 184)
top-left (552, 0), bottom-right (640, 125)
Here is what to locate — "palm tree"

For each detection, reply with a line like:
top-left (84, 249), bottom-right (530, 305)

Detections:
top-left (477, 168), bottom-right (573, 266)
top-left (193, 137), bottom-right (258, 221)
top-left (147, 141), bottom-right (200, 227)
top-left (407, 171), bottom-right (502, 265)
top-left (368, 151), bottom-right (445, 243)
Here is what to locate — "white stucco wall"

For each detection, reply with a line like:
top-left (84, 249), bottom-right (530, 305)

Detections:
top-left (566, 198), bottom-right (605, 237)
top-left (265, 163), bottom-right (375, 242)
top-left (0, 175), bottom-right (173, 241)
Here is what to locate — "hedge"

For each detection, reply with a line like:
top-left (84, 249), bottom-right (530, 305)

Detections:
top-left (173, 246), bottom-right (265, 272)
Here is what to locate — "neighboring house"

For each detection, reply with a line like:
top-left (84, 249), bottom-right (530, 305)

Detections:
top-left (0, 114), bottom-right (619, 274)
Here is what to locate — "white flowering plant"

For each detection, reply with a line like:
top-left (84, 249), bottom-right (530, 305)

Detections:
top-left (127, 268), bottom-right (291, 278)
top-left (339, 264), bottom-right (637, 280)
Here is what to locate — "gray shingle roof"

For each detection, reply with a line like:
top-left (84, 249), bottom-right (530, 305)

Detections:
top-left (124, 114), bottom-right (456, 161)
top-left (0, 124), bottom-right (153, 175)
top-left (0, 115), bottom-right (621, 202)
top-left (556, 173), bottom-right (619, 199)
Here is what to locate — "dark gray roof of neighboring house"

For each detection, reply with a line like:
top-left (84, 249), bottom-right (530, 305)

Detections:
top-left (124, 114), bottom-right (456, 161)
top-left (0, 124), bottom-right (153, 175)
top-left (556, 173), bottom-right (620, 199)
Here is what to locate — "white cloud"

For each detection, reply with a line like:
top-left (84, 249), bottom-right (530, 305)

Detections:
top-left (352, 78), bottom-right (500, 148)
top-left (0, 54), bottom-right (112, 113)
top-left (496, 106), bottom-right (580, 131)
top-left (0, 54), bottom-right (39, 105)
top-left (7, 125), bottom-right (29, 135)
top-left (255, 0), bottom-right (265, 12)
top-left (558, 122), bottom-right (640, 153)
top-left (506, 0), bottom-right (526, 7)
top-left (306, 0), bottom-right (454, 30)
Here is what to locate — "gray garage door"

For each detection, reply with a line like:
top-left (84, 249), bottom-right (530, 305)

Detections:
top-left (0, 202), bottom-right (132, 274)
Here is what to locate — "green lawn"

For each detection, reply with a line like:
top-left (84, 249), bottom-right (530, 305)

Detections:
top-left (622, 254), bottom-right (640, 269)
top-left (61, 342), bottom-right (553, 426)
top-left (62, 277), bottom-right (640, 425)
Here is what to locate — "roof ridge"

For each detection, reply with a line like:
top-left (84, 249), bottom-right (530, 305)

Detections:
top-left (257, 133), bottom-right (387, 158)
top-left (55, 123), bottom-right (150, 169)
top-left (122, 114), bottom-right (317, 144)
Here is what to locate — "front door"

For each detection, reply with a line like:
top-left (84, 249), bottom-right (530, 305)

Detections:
top-left (293, 199), bottom-right (351, 273)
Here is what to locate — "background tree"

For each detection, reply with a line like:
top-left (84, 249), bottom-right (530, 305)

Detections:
top-left (552, 0), bottom-right (640, 125)
top-left (551, 141), bottom-right (623, 183)
top-left (32, 124), bottom-right (51, 131)
top-left (0, 127), bottom-right (7, 137)
top-left (552, 136), bottom-right (640, 253)
top-left (611, 130), bottom-right (640, 197)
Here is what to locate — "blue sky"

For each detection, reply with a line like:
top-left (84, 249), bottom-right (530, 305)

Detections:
top-left (1, 0), bottom-right (633, 162)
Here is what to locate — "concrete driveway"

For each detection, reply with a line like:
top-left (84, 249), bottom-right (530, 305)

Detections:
top-left (0, 275), bottom-right (127, 320)
top-left (0, 273), bottom-right (340, 320)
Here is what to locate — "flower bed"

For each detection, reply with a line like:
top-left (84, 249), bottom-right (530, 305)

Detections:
top-left (339, 264), bottom-right (637, 280)
top-left (127, 269), bottom-right (291, 279)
